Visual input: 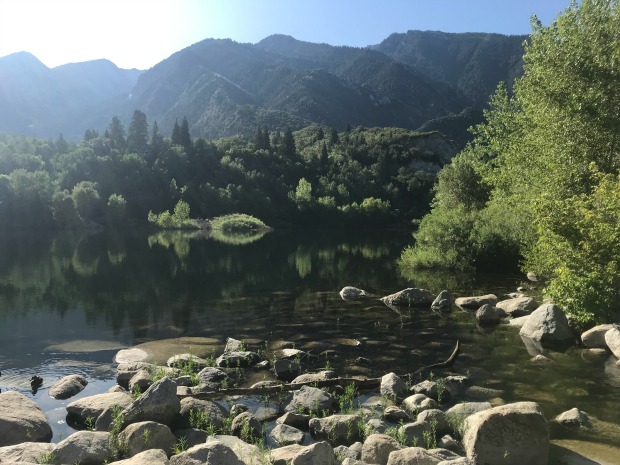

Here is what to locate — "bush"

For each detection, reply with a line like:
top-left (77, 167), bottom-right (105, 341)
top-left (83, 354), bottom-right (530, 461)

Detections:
top-left (147, 200), bottom-right (197, 229)
top-left (210, 213), bottom-right (269, 233)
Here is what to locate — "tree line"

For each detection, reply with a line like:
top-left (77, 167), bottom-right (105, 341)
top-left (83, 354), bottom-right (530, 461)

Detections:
top-left (0, 113), bottom-right (442, 231)
top-left (400, 0), bottom-right (620, 324)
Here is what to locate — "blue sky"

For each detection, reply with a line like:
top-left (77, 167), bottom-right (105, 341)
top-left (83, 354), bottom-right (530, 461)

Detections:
top-left (0, 0), bottom-right (573, 70)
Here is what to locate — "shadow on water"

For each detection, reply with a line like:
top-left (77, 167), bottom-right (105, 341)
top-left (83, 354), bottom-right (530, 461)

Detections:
top-left (0, 228), bottom-right (618, 458)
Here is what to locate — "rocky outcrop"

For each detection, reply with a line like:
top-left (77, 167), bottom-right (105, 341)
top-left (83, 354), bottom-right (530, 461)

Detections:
top-left (48, 374), bottom-right (88, 399)
top-left (340, 286), bottom-right (368, 301)
top-left (519, 304), bottom-right (574, 346)
top-left (454, 294), bottom-right (497, 310)
top-left (0, 391), bottom-right (52, 446)
top-left (462, 401), bottom-right (548, 465)
top-left (381, 288), bottom-right (435, 307)
top-left (122, 377), bottom-right (181, 427)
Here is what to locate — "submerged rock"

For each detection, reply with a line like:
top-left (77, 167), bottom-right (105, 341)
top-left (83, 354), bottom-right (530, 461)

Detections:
top-left (496, 296), bottom-right (538, 317)
top-left (381, 288), bottom-right (434, 307)
top-left (48, 374), bottom-right (88, 400)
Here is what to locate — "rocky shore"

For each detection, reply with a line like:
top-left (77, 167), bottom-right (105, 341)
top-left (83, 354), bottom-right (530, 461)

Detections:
top-left (0, 285), bottom-right (618, 465)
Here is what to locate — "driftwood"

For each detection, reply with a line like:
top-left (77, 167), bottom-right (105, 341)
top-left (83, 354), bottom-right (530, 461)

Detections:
top-left (182, 340), bottom-right (460, 400)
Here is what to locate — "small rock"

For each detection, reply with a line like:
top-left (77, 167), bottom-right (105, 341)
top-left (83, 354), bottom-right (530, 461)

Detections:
top-left (291, 440), bottom-right (336, 465)
top-left (334, 442), bottom-right (362, 461)
top-left (271, 444), bottom-right (306, 465)
top-left (108, 448), bottom-right (169, 465)
top-left (340, 286), bottom-right (368, 301)
top-left (117, 421), bottom-right (176, 457)
top-left (380, 372), bottom-right (407, 400)
top-left (277, 412), bottom-right (311, 430)
top-left (48, 374), bottom-right (88, 400)
top-left (291, 370), bottom-right (336, 384)
top-left (52, 431), bottom-right (113, 465)
top-left (128, 370), bottom-right (153, 393)
top-left (455, 294), bottom-right (498, 310)
top-left (531, 354), bottom-right (554, 366)
top-left (383, 406), bottom-right (411, 424)
top-left (402, 394), bottom-right (437, 413)
top-left (173, 428), bottom-right (208, 449)
top-left (231, 412), bottom-right (262, 441)
top-left (216, 351), bottom-right (260, 368)
top-left (604, 327), bottom-right (620, 359)
top-left (361, 433), bottom-right (402, 464)
top-left (431, 290), bottom-right (453, 312)
top-left (174, 397), bottom-right (228, 430)
top-left (386, 446), bottom-right (439, 464)
top-left (166, 354), bottom-right (209, 371)
top-left (555, 407), bottom-right (592, 428)
top-left (285, 385), bottom-right (336, 415)
top-left (309, 414), bottom-right (361, 446)
top-left (270, 423), bottom-right (305, 446)
top-left (581, 324), bottom-right (616, 348)
top-left (475, 304), bottom-right (501, 325)
top-left (274, 358), bottom-right (301, 382)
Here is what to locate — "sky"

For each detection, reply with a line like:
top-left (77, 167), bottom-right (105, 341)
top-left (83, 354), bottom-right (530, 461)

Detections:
top-left (0, 0), bottom-right (574, 70)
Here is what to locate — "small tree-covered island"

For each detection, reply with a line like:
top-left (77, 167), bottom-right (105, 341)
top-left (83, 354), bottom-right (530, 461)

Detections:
top-left (0, 2), bottom-right (619, 465)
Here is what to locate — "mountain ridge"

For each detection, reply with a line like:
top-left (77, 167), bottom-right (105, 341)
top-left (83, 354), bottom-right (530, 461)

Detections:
top-left (0, 30), bottom-right (526, 144)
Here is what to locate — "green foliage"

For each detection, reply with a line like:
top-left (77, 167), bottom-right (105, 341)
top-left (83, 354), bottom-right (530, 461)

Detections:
top-left (401, 0), bottom-right (620, 323)
top-left (210, 213), bottom-right (269, 232)
top-left (148, 200), bottom-right (198, 229)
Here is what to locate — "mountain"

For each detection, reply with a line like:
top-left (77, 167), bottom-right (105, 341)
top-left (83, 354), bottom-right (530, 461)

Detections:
top-left (0, 31), bottom-right (526, 145)
top-left (0, 52), bottom-right (140, 138)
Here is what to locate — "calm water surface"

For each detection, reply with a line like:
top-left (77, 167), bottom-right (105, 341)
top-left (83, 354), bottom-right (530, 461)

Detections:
top-left (0, 229), bottom-right (618, 459)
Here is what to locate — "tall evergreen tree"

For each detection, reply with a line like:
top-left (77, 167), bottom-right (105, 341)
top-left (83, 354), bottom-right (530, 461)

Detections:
top-left (127, 110), bottom-right (148, 156)
top-left (171, 119), bottom-right (181, 145)
top-left (281, 127), bottom-right (296, 158)
top-left (179, 117), bottom-right (192, 151)
top-left (107, 117), bottom-right (126, 151)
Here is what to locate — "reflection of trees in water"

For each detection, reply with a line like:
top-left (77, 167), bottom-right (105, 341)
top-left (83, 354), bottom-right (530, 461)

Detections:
top-left (0, 229), bottom-right (411, 339)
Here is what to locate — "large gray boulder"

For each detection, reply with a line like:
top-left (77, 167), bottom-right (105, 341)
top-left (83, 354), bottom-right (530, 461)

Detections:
top-left (230, 412), bottom-right (262, 441)
top-left (0, 391), bottom-right (52, 446)
top-left (52, 431), bottom-right (114, 465)
top-left (205, 435), bottom-right (261, 465)
top-left (475, 304), bottom-right (501, 325)
top-left (270, 423), bottom-right (305, 446)
top-left (169, 441), bottom-right (244, 465)
top-left (402, 394), bottom-right (437, 413)
top-left (48, 374), bottom-right (88, 399)
top-left (462, 401), bottom-right (548, 465)
top-left (495, 296), bottom-right (538, 317)
top-left (381, 288), bottom-right (434, 307)
top-left (0, 442), bottom-right (54, 463)
top-left (122, 377), bottom-right (181, 427)
top-left (216, 351), bottom-right (260, 368)
top-left (386, 446), bottom-right (443, 465)
top-left (380, 372), bottom-right (407, 400)
top-left (309, 414), bottom-right (361, 446)
top-left (108, 449), bottom-right (169, 465)
top-left (431, 290), bottom-right (453, 312)
top-left (604, 326), bottom-right (620, 359)
top-left (361, 433), bottom-right (402, 465)
top-left (581, 324), bottom-right (616, 348)
top-left (285, 385), bottom-right (336, 415)
top-left (454, 294), bottom-right (497, 310)
top-left (519, 304), bottom-right (574, 346)
top-left (174, 397), bottom-right (228, 430)
top-left (340, 286), bottom-right (368, 301)
top-left (117, 421), bottom-right (176, 457)
top-left (67, 391), bottom-right (133, 424)
top-left (271, 444), bottom-right (306, 465)
top-left (291, 441), bottom-right (336, 465)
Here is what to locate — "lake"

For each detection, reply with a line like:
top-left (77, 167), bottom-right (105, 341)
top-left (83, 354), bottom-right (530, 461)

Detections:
top-left (0, 229), bottom-right (619, 461)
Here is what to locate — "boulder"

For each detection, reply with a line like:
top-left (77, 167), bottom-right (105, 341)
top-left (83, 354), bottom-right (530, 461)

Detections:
top-left (117, 421), bottom-right (176, 457)
top-left (116, 362), bottom-right (177, 389)
top-left (445, 402), bottom-right (491, 437)
top-left (174, 428), bottom-right (208, 449)
top-left (519, 304), bottom-right (574, 346)
top-left (114, 348), bottom-right (152, 364)
top-left (454, 294), bottom-right (498, 310)
top-left (230, 412), bottom-right (262, 441)
top-left (437, 459), bottom-right (474, 465)
top-left (48, 374), bottom-right (88, 399)
top-left (224, 337), bottom-right (245, 353)
top-left (366, 418), bottom-right (390, 434)
top-left (581, 324), bottom-right (616, 348)
top-left (380, 372), bottom-right (407, 400)
top-left (291, 441), bottom-right (336, 465)
top-left (52, 431), bottom-right (114, 465)
top-left (386, 446), bottom-right (442, 465)
top-left (108, 448), bottom-right (169, 465)
top-left (554, 407), bottom-right (592, 428)
top-left (122, 377), bottom-right (181, 427)
top-left (270, 444), bottom-right (306, 465)
top-left (277, 412), bottom-right (311, 430)
top-left (0, 442), bottom-right (54, 463)
top-left (174, 397), bottom-right (228, 430)
top-left (508, 315), bottom-right (530, 327)
top-left (168, 441), bottom-right (244, 465)
top-left (399, 421), bottom-right (430, 447)
top-left (604, 326), bottom-right (620, 359)
top-left (166, 354), bottom-right (210, 371)
top-left (402, 394), bottom-right (437, 413)
top-left (196, 366), bottom-right (228, 383)
top-left (274, 358), bottom-right (301, 382)
top-left (285, 385), bottom-right (336, 415)
top-left (205, 435), bottom-right (261, 465)
top-left (340, 286), bottom-right (368, 301)
top-left (334, 442), bottom-right (363, 461)
top-left (431, 290), bottom-right (453, 312)
top-left (0, 391), bottom-right (53, 446)
top-left (381, 288), bottom-right (434, 307)
top-left (270, 423), bottom-right (305, 446)
top-left (417, 409), bottom-right (450, 436)
top-left (383, 406), bottom-right (410, 424)
top-left (475, 304), bottom-right (501, 325)
top-left (128, 370), bottom-right (153, 393)
top-left (309, 414), bottom-right (361, 446)
top-left (361, 433), bottom-right (402, 465)
top-left (216, 351), bottom-right (260, 368)
top-left (462, 401), bottom-right (548, 465)
top-left (412, 380), bottom-right (450, 403)
top-left (495, 296), bottom-right (538, 317)
top-left (291, 370), bottom-right (336, 384)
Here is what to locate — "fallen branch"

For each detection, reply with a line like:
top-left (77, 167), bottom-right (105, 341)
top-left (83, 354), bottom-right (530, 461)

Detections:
top-left (181, 340), bottom-right (460, 400)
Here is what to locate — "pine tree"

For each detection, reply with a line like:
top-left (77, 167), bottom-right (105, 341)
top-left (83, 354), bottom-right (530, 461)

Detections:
top-left (171, 120), bottom-right (181, 145)
top-left (179, 117), bottom-right (192, 151)
top-left (107, 117), bottom-right (126, 151)
top-left (127, 110), bottom-right (148, 155)
top-left (281, 127), bottom-right (296, 158)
